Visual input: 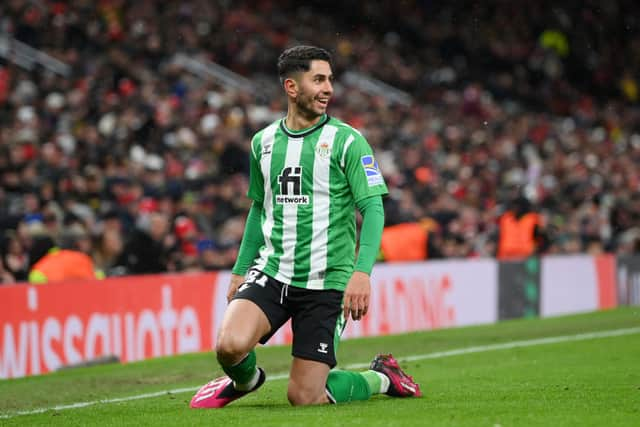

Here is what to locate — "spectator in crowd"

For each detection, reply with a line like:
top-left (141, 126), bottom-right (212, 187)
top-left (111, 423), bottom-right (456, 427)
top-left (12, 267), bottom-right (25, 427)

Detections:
top-left (92, 227), bottom-right (125, 277)
top-left (115, 212), bottom-right (174, 275)
top-left (1, 231), bottom-right (29, 282)
top-left (0, 258), bottom-right (15, 284)
top-left (28, 248), bottom-right (102, 284)
top-left (197, 239), bottom-right (235, 271)
top-left (379, 222), bottom-right (442, 262)
top-left (496, 196), bottom-right (548, 260)
top-left (28, 225), bottom-right (103, 284)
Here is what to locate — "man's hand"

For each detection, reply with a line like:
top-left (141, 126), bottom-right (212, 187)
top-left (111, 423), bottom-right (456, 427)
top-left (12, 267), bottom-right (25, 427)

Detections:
top-left (343, 271), bottom-right (371, 321)
top-left (227, 273), bottom-right (245, 302)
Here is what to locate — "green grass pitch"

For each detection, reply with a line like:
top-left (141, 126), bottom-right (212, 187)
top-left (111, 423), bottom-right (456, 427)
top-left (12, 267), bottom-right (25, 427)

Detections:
top-left (1, 307), bottom-right (639, 426)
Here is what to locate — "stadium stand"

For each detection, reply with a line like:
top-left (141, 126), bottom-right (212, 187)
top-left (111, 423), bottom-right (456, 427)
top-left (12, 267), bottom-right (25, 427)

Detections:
top-left (0, 0), bottom-right (639, 282)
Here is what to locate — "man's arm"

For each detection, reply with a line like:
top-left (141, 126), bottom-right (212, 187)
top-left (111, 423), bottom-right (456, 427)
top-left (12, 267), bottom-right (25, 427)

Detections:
top-left (228, 201), bottom-right (264, 301)
top-left (343, 195), bottom-right (385, 321)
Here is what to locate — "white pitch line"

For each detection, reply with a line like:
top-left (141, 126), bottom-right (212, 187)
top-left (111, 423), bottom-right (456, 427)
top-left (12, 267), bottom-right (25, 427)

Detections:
top-left (341, 326), bottom-right (640, 369)
top-left (1, 326), bottom-right (639, 419)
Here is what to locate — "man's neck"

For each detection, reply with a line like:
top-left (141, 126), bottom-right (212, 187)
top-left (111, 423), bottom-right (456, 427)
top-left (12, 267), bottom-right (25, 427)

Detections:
top-left (284, 110), bottom-right (323, 131)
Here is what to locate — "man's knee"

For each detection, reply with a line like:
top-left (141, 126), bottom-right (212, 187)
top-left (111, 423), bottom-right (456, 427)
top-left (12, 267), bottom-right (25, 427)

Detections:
top-left (287, 383), bottom-right (328, 406)
top-left (216, 329), bottom-right (253, 365)
top-left (215, 299), bottom-right (270, 365)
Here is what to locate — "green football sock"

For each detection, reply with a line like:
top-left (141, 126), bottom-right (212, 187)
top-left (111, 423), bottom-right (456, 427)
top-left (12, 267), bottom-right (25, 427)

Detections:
top-left (220, 350), bottom-right (258, 388)
top-left (325, 370), bottom-right (372, 403)
top-left (361, 370), bottom-right (390, 394)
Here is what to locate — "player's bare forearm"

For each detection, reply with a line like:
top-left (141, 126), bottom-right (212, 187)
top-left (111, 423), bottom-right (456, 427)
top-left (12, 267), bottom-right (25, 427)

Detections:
top-left (343, 271), bottom-right (371, 321)
top-left (227, 273), bottom-right (245, 302)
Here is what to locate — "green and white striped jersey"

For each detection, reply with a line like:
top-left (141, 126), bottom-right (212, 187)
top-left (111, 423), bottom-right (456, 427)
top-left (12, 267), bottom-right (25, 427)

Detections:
top-left (247, 114), bottom-right (388, 291)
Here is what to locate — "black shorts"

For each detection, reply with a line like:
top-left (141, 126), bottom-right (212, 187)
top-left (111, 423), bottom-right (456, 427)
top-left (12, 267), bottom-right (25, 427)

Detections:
top-left (231, 269), bottom-right (345, 368)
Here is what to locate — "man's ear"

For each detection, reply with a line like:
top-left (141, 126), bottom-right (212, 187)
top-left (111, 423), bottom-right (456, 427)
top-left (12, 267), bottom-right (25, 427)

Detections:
top-left (284, 77), bottom-right (298, 98)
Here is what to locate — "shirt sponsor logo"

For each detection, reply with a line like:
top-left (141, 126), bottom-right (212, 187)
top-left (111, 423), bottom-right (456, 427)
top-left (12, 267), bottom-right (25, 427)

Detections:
top-left (361, 155), bottom-right (384, 186)
top-left (276, 166), bottom-right (309, 204)
top-left (275, 195), bottom-right (310, 205)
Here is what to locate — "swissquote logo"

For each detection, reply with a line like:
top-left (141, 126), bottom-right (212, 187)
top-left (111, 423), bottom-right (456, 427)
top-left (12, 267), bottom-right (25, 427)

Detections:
top-left (276, 166), bottom-right (309, 205)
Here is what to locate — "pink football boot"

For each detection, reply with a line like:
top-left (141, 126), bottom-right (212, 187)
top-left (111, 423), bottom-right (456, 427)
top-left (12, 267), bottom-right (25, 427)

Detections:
top-left (370, 354), bottom-right (422, 397)
top-left (190, 368), bottom-right (266, 408)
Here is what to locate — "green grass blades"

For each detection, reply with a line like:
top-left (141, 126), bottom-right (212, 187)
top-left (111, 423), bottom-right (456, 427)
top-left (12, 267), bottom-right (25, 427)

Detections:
top-left (1, 307), bottom-right (639, 426)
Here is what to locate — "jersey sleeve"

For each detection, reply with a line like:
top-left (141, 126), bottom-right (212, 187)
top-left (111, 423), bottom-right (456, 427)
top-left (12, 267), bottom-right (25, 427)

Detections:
top-left (247, 134), bottom-right (264, 202)
top-left (343, 132), bottom-right (389, 203)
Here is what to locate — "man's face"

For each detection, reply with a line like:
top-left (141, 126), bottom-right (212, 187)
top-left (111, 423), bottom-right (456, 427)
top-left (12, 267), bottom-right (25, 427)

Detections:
top-left (292, 60), bottom-right (334, 118)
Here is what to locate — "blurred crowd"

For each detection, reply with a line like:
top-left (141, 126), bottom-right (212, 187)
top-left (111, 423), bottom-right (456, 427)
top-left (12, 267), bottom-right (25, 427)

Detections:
top-left (1, 0), bottom-right (639, 284)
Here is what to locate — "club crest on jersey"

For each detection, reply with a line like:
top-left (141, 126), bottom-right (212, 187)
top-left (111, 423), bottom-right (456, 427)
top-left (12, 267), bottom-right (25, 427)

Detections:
top-left (276, 166), bottom-right (309, 205)
top-left (316, 141), bottom-right (331, 159)
top-left (361, 155), bottom-right (384, 186)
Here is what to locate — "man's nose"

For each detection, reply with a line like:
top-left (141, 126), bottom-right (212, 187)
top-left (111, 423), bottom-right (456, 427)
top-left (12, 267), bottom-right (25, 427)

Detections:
top-left (323, 80), bottom-right (333, 94)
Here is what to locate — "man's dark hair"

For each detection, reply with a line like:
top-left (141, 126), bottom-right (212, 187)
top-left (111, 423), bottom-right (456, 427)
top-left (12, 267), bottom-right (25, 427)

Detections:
top-left (277, 45), bottom-right (332, 85)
